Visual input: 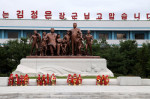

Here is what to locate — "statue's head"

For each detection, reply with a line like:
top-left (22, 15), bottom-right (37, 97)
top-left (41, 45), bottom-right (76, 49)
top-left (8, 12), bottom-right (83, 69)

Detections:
top-left (57, 34), bottom-right (60, 38)
top-left (87, 30), bottom-right (90, 34)
top-left (34, 30), bottom-right (37, 34)
top-left (67, 30), bottom-right (70, 35)
top-left (51, 28), bottom-right (54, 33)
top-left (73, 23), bottom-right (77, 28)
top-left (43, 32), bottom-right (46, 36)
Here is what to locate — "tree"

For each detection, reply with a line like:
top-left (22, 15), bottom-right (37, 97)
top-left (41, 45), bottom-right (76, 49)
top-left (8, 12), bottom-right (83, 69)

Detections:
top-left (119, 40), bottom-right (138, 75)
top-left (135, 42), bottom-right (150, 77)
top-left (0, 46), bottom-right (11, 75)
top-left (105, 45), bottom-right (126, 75)
top-left (0, 38), bottom-right (31, 76)
top-left (92, 39), bottom-right (101, 56)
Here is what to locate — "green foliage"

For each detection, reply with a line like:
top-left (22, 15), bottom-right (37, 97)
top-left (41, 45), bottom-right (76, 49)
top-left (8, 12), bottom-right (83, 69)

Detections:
top-left (135, 43), bottom-right (150, 78)
top-left (92, 39), bottom-right (150, 78)
top-left (92, 39), bottom-right (101, 56)
top-left (119, 40), bottom-right (138, 75)
top-left (0, 38), bottom-right (31, 76)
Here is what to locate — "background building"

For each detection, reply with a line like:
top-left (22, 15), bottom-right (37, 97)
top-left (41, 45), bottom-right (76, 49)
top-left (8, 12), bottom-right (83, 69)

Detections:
top-left (0, 19), bottom-right (150, 46)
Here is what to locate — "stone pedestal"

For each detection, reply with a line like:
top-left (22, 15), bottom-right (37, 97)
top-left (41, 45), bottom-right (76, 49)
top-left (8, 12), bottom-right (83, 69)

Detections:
top-left (117, 76), bottom-right (141, 86)
top-left (0, 86), bottom-right (150, 99)
top-left (13, 56), bottom-right (114, 77)
top-left (0, 77), bottom-right (8, 86)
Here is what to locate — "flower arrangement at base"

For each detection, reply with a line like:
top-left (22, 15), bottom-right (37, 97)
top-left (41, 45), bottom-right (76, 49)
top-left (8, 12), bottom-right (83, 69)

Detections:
top-left (96, 75), bottom-right (101, 85)
top-left (77, 74), bottom-right (82, 85)
top-left (46, 74), bottom-right (50, 86)
top-left (96, 75), bottom-right (109, 86)
top-left (42, 74), bottom-right (46, 86)
top-left (14, 74), bottom-right (20, 86)
top-left (8, 74), bottom-right (14, 86)
top-left (8, 74), bottom-right (29, 86)
top-left (72, 74), bottom-right (78, 85)
top-left (24, 74), bottom-right (29, 86)
top-left (20, 75), bottom-right (24, 86)
top-left (50, 73), bottom-right (56, 86)
top-left (104, 75), bottom-right (109, 86)
top-left (67, 74), bottom-right (82, 86)
top-left (67, 74), bottom-right (73, 85)
top-left (36, 74), bottom-right (56, 86)
top-left (37, 74), bottom-right (42, 86)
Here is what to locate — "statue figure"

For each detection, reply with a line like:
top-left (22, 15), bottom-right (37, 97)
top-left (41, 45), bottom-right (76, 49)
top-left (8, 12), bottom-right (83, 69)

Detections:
top-left (29, 25), bottom-right (93, 56)
top-left (56, 34), bottom-right (63, 56)
top-left (84, 30), bottom-right (93, 56)
top-left (30, 30), bottom-right (41, 56)
top-left (61, 39), bottom-right (67, 55)
top-left (70, 23), bottom-right (82, 55)
top-left (46, 28), bottom-right (57, 56)
top-left (63, 30), bottom-right (71, 55)
top-left (40, 32), bottom-right (47, 56)
top-left (76, 33), bottom-right (83, 55)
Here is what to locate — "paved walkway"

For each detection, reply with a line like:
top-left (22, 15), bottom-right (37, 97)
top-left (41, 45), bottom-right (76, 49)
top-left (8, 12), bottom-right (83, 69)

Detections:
top-left (0, 86), bottom-right (150, 99)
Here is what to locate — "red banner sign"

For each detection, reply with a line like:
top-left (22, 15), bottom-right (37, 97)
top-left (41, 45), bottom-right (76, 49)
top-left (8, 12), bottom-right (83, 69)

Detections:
top-left (1, 10), bottom-right (150, 20)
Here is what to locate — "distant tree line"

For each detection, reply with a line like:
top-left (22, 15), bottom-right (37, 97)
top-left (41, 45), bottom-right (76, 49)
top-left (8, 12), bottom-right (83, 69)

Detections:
top-left (92, 38), bottom-right (150, 78)
top-left (0, 38), bottom-right (150, 78)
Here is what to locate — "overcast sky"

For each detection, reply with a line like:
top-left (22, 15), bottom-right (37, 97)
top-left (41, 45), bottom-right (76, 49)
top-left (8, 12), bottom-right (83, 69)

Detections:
top-left (0, 0), bottom-right (150, 20)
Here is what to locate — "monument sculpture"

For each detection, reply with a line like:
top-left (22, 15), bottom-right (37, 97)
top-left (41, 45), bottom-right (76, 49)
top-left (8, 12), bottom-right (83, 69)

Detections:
top-left (29, 23), bottom-right (94, 56)
top-left (30, 30), bottom-right (41, 56)
top-left (84, 30), bottom-right (93, 56)
top-left (56, 34), bottom-right (63, 56)
top-left (70, 23), bottom-right (82, 55)
top-left (76, 33), bottom-right (83, 55)
top-left (30, 23), bottom-right (95, 56)
top-left (46, 28), bottom-right (57, 56)
top-left (13, 23), bottom-right (114, 77)
top-left (61, 40), bottom-right (67, 55)
top-left (40, 32), bottom-right (47, 56)
top-left (63, 30), bottom-right (71, 55)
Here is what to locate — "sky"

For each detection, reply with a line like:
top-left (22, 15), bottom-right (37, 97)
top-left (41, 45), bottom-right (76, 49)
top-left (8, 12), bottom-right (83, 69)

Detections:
top-left (0, 0), bottom-right (150, 20)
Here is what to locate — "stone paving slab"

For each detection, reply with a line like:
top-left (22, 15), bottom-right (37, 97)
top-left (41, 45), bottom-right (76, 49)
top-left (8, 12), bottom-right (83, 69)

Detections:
top-left (0, 86), bottom-right (150, 99)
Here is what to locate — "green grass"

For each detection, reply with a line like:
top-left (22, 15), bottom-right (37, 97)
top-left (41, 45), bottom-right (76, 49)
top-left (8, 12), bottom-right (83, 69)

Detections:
top-left (0, 74), bottom-right (9, 77)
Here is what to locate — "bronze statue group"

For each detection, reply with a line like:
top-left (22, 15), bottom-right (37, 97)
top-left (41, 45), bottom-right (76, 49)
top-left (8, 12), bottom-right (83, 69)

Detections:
top-left (30, 23), bottom-right (93, 56)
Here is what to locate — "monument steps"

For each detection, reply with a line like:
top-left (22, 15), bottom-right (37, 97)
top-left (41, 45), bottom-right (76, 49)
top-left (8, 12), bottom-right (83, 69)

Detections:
top-left (0, 86), bottom-right (150, 99)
